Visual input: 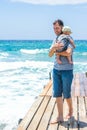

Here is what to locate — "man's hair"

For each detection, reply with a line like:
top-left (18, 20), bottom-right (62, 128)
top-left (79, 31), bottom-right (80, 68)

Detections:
top-left (53, 19), bottom-right (64, 26)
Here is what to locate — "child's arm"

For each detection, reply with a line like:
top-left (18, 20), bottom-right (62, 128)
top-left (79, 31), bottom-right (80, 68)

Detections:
top-left (69, 37), bottom-right (76, 48)
top-left (55, 38), bottom-right (73, 57)
top-left (56, 47), bottom-right (72, 57)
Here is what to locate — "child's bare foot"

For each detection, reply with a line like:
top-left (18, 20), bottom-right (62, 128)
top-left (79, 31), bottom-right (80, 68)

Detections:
top-left (50, 117), bottom-right (64, 124)
top-left (69, 61), bottom-right (73, 64)
top-left (57, 59), bottom-right (62, 64)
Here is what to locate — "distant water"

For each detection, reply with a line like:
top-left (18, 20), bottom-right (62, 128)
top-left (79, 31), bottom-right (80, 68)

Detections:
top-left (0, 40), bottom-right (87, 130)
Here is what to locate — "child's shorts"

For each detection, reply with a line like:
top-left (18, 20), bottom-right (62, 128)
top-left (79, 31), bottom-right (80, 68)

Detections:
top-left (52, 68), bottom-right (73, 98)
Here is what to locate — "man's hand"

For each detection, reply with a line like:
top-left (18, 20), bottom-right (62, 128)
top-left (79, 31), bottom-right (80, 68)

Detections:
top-left (48, 42), bottom-right (64, 57)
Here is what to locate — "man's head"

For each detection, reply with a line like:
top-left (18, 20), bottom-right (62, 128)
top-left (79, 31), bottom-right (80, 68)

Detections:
top-left (53, 19), bottom-right (64, 35)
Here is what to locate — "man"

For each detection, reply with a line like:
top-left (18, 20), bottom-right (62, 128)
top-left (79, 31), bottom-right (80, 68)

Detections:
top-left (49, 19), bottom-right (73, 124)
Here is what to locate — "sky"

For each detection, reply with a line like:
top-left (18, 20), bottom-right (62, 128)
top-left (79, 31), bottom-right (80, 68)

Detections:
top-left (0, 0), bottom-right (87, 40)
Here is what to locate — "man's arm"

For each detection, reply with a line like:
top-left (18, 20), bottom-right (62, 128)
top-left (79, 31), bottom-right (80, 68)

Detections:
top-left (48, 48), bottom-right (55, 57)
top-left (48, 42), bottom-right (64, 57)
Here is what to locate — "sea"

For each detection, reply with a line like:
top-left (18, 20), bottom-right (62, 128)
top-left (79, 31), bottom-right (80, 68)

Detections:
top-left (0, 40), bottom-right (87, 130)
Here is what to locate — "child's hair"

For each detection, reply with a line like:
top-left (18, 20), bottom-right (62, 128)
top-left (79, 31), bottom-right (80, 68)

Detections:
top-left (62, 26), bottom-right (72, 33)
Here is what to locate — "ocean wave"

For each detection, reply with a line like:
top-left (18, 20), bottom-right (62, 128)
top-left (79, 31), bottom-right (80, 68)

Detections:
top-left (81, 52), bottom-right (87, 56)
top-left (74, 52), bottom-right (87, 56)
top-left (0, 52), bottom-right (9, 58)
top-left (74, 62), bottom-right (87, 65)
top-left (0, 61), bottom-right (53, 71)
top-left (0, 60), bottom-right (87, 72)
top-left (20, 49), bottom-right (48, 54)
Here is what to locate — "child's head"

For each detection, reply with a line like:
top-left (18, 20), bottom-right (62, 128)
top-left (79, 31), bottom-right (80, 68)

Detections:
top-left (62, 26), bottom-right (72, 35)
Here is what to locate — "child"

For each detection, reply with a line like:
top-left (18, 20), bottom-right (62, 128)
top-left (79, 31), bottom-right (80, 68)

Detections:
top-left (57, 26), bottom-right (75, 64)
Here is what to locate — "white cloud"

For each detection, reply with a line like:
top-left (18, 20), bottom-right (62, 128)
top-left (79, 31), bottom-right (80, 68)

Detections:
top-left (11, 0), bottom-right (87, 5)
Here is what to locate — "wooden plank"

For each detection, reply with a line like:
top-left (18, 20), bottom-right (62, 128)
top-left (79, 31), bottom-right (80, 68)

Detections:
top-left (40, 80), bottom-right (52, 96)
top-left (46, 85), bottom-right (52, 97)
top-left (83, 73), bottom-right (87, 96)
top-left (79, 97), bottom-right (87, 130)
top-left (47, 102), bottom-right (59, 130)
top-left (71, 75), bottom-right (76, 97)
top-left (62, 100), bottom-right (69, 130)
top-left (79, 74), bottom-right (85, 96)
top-left (58, 123), bottom-right (67, 130)
top-left (79, 73), bottom-right (86, 96)
top-left (84, 97), bottom-right (87, 117)
top-left (74, 73), bottom-right (80, 97)
top-left (71, 97), bottom-right (78, 130)
top-left (49, 99), bottom-right (68, 130)
top-left (17, 97), bottom-right (44, 130)
top-left (27, 96), bottom-right (50, 130)
top-left (38, 98), bottom-right (56, 130)
top-left (60, 98), bottom-right (78, 130)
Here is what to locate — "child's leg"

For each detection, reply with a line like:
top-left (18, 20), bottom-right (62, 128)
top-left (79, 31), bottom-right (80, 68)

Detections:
top-left (57, 55), bottom-right (62, 64)
top-left (67, 56), bottom-right (73, 64)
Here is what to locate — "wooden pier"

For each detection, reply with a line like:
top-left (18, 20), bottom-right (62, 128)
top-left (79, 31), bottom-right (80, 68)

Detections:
top-left (17, 73), bottom-right (87, 130)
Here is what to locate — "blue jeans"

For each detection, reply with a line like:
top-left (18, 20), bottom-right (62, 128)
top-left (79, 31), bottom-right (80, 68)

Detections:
top-left (53, 69), bottom-right (73, 98)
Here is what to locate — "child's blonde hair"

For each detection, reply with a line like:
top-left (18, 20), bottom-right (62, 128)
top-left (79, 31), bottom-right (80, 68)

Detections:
top-left (62, 26), bottom-right (72, 33)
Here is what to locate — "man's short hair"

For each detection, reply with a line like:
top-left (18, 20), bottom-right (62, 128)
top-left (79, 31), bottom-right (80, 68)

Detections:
top-left (53, 19), bottom-right (64, 27)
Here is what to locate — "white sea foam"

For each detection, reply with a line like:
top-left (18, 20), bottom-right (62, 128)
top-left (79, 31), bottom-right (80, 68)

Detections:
top-left (0, 60), bottom-right (87, 71)
top-left (0, 95), bottom-right (35, 130)
top-left (20, 49), bottom-right (48, 54)
top-left (0, 61), bottom-right (53, 71)
top-left (74, 51), bottom-right (87, 56)
top-left (74, 61), bottom-right (87, 65)
top-left (0, 60), bottom-right (53, 130)
top-left (81, 52), bottom-right (87, 55)
top-left (0, 52), bottom-right (9, 58)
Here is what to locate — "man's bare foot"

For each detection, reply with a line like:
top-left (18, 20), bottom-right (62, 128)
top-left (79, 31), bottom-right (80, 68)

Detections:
top-left (50, 117), bottom-right (64, 124)
top-left (65, 110), bottom-right (73, 119)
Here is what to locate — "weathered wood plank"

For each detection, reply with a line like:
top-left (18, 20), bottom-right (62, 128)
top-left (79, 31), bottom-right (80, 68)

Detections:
top-left (71, 97), bottom-right (78, 130)
top-left (71, 75), bottom-right (76, 97)
top-left (40, 80), bottom-right (52, 96)
top-left (17, 97), bottom-right (44, 130)
top-left (46, 85), bottom-right (52, 96)
top-left (83, 74), bottom-right (87, 96)
top-left (74, 73), bottom-right (80, 97)
top-left (27, 96), bottom-right (50, 130)
top-left (62, 100), bottom-right (69, 130)
top-left (79, 97), bottom-right (87, 130)
top-left (84, 97), bottom-right (87, 117)
top-left (49, 99), bottom-right (68, 130)
top-left (38, 98), bottom-right (56, 130)
top-left (47, 103), bottom-right (59, 130)
top-left (79, 74), bottom-right (86, 96)
top-left (72, 73), bottom-right (87, 97)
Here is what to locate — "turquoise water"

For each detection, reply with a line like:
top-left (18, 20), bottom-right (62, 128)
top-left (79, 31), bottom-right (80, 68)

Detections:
top-left (0, 40), bottom-right (87, 130)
